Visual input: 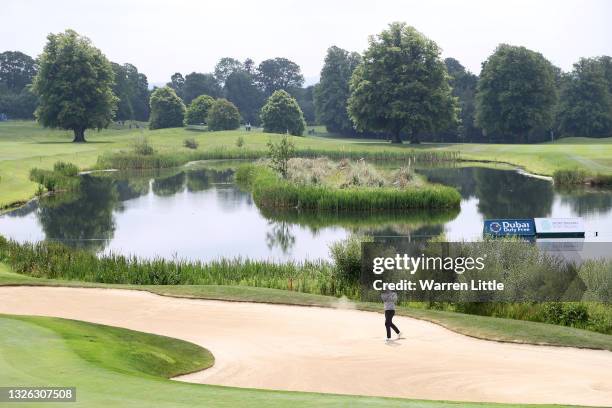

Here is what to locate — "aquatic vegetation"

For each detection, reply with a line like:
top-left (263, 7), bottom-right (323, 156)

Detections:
top-left (236, 161), bottom-right (461, 211)
top-left (29, 161), bottom-right (81, 193)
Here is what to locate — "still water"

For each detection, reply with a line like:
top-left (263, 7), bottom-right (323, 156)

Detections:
top-left (1, 162), bottom-right (611, 262)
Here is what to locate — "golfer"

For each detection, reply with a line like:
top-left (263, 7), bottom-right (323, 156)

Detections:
top-left (381, 290), bottom-right (401, 341)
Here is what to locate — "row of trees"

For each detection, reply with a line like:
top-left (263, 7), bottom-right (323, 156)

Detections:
top-left (314, 23), bottom-right (612, 143)
top-left (150, 84), bottom-right (305, 136)
top-left (166, 56), bottom-right (315, 125)
top-left (5, 25), bottom-right (610, 143)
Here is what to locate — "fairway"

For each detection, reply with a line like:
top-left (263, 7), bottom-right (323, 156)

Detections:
top-left (1, 286), bottom-right (610, 406)
top-left (1, 121), bottom-right (612, 208)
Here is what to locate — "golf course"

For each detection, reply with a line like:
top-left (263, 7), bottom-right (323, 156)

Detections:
top-left (2, 2), bottom-right (612, 406)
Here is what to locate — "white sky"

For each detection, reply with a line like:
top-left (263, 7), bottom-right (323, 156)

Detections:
top-left (2, 0), bottom-right (611, 84)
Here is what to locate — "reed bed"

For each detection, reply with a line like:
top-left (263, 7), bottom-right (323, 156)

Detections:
top-left (97, 147), bottom-right (459, 170)
top-left (553, 169), bottom-right (612, 187)
top-left (236, 163), bottom-right (461, 211)
top-left (0, 238), bottom-right (358, 298)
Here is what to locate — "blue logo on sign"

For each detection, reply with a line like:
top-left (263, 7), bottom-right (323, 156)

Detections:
top-left (483, 219), bottom-right (535, 237)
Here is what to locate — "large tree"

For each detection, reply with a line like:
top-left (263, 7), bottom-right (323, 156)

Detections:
top-left (260, 90), bottom-right (306, 136)
top-left (255, 58), bottom-right (304, 96)
top-left (291, 85), bottom-right (316, 125)
top-left (224, 70), bottom-right (264, 125)
top-left (314, 46), bottom-right (361, 135)
top-left (214, 57), bottom-right (244, 85)
top-left (32, 30), bottom-right (117, 142)
top-left (182, 72), bottom-right (221, 103)
top-left (444, 58), bottom-right (481, 142)
top-left (475, 44), bottom-right (558, 143)
top-left (348, 23), bottom-right (457, 143)
top-left (0, 51), bottom-right (37, 92)
top-left (149, 86), bottom-right (185, 129)
top-left (557, 56), bottom-right (612, 138)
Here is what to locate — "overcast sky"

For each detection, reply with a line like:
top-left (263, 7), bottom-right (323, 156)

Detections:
top-left (2, 0), bottom-right (611, 85)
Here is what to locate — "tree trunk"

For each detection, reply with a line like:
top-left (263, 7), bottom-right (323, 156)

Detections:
top-left (73, 128), bottom-right (86, 143)
top-left (391, 129), bottom-right (402, 144)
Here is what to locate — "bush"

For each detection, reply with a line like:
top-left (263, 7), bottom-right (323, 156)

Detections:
top-left (267, 135), bottom-right (295, 178)
top-left (236, 136), bottom-right (245, 148)
top-left (184, 94), bottom-right (215, 125)
top-left (183, 138), bottom-right (199, 150)
top-left (207, 98), bottom-right (240, 131)
top-left (149, 87), bottom-right (186, 129)
top-left (260, 90), bottom-right (306, 136)
top-left (29, 161), bottom-right (81, 193)
top-left (329, 235), bottom-right (365, 282)
top-left (541, 302), bottom-right (589, 327)
top-left (132, 136), bottom-right (155, 155)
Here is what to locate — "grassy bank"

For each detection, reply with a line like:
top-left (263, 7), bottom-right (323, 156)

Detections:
top-left (2, 315), bottom-right (589, 408)
top-left (236, 163), bottom-right (461, 211)
top-left (2, 121), bottom-right (612, 209)
top-left (553, 168), bottom-right (612, 186)
top-left (0, 238), bottom-right (355, 297)
top-left (1, 265), bottom-right (611, 352)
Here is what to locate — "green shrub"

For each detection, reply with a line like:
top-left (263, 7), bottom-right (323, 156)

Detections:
top-left (184, 94), bottom-right (214, 125)
top-left (541, 302), bottom-right (589, 327)
top-left (183, 138), bottom-right (199, 150)
top-left (207, 98), bottom-right (240, 131)
top-left (329, 235), bottom-right (368, 282)
top-left (267, 135), bottom-right (295, 178)
top-left (149, 87), bottom-right (186, 130)
top-left (132, 136), bottom-right (155, 156)
top-left (261, 90), bottom-right (306, 136)
top-left (236, 136), bottom-right (244, 148)
top-left (29, 161), bottom-right (81, 193)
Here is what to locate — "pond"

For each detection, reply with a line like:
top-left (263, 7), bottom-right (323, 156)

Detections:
top-left (1, 161), bottom-right (611, 262)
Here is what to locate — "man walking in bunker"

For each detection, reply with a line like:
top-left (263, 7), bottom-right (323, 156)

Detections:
top-left (381, 289), bottom-right (401, 342)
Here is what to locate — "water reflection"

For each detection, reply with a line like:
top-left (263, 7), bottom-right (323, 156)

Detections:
top-left (1, 163), bottom-right (611, 262)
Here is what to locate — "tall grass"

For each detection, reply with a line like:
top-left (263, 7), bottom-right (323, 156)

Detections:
top-left (97, 147), bottom-right (459, 170)
top-left (554, 169), bottom-right (612, 187)
top-left (29, 161), bottom-right (81, 193)
top-left (0, 238), bottom-right (357, 298)
top-left (236, 164), bottom-right (461, 211)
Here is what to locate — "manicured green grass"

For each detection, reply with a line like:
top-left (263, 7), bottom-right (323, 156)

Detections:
top-left (2, 121), bottom-right (611, 208)
top-left (2, 265), bottom-right (610, 351)
top-left (2, 314), bottom-right (587, 408)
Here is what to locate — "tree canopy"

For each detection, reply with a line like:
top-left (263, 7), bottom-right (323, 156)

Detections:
top-left (348, 22), bottom-right (457, 143)
top-left (149, 86), bottom-right (185, 129)
top-left (182, 72), bottom-right (222, 103)
top-left (260, 90), bottom-right (306, 136)
top-left (184, 94), bottom-right (215, 125)
top-left (214, 57), bottom-right (244, 85)
top-left (443, 57), bottom-right (481, 142)
top-left (315, 46), bottom-right (361, 135)
top-left (111, 62), bottom-right (150, 121)
top-left (224, 70), bottom-right (264, 125)
top-left (557, 56), bottom-right (612, 137)
top-left (32, 29), bottom-right (117, 142)
top-left (0, 51), bottom-right (37, 92)
top-left (0, 50), bottom-right (38, 119)
top-left (255, 58), bottom-right (304, 96)
top-left (475, 44), bottom-right (558, 142)
top-left (207, 98), bottom-right (241, 131)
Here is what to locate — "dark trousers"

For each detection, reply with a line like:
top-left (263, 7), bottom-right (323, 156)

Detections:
top-left (385, 310), bottom-right (400, 338)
